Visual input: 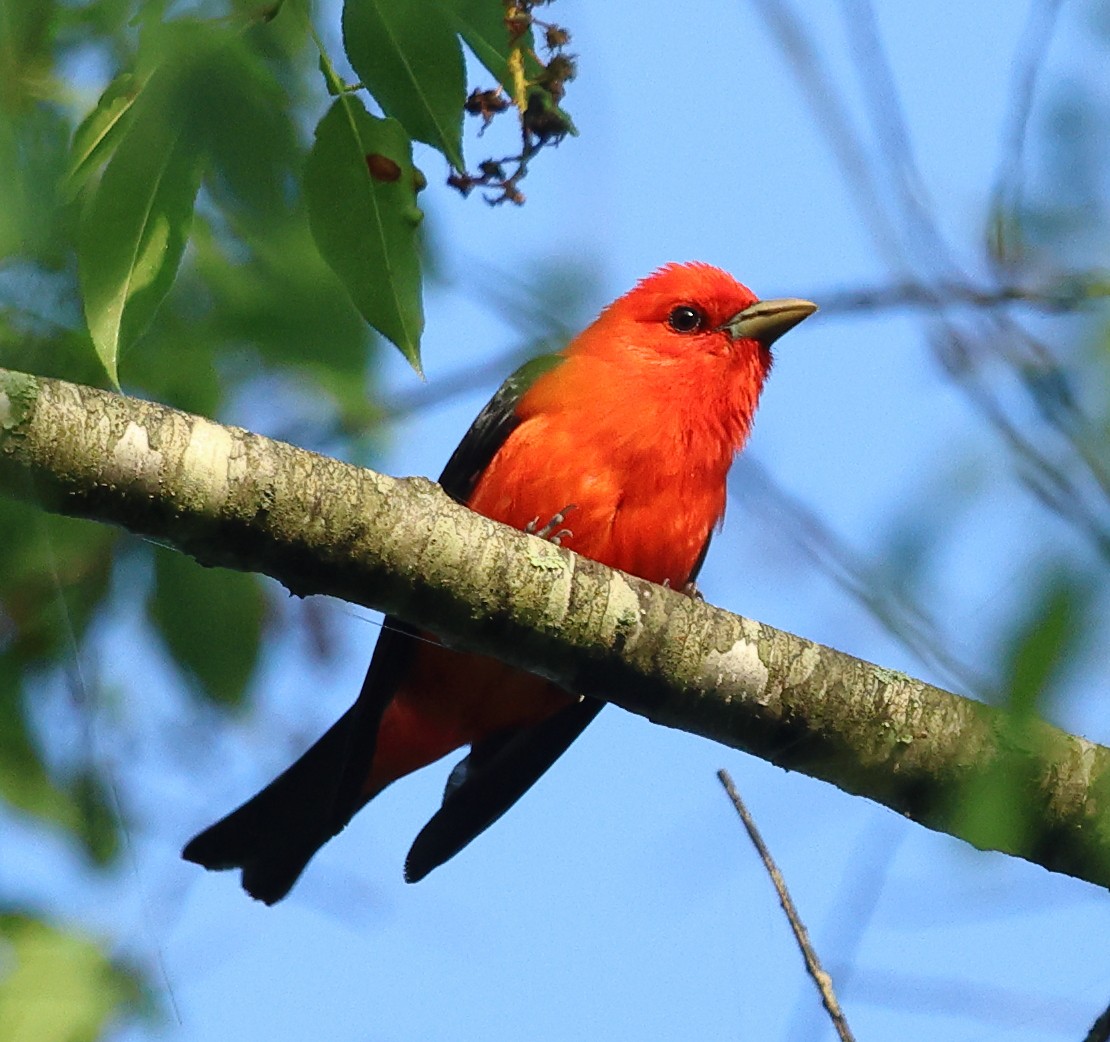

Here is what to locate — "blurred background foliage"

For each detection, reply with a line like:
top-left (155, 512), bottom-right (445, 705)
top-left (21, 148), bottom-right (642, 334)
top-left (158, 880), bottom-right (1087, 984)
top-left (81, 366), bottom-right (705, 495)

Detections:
top-left (0, 0), bottom-right (1108, 1039)
top-left (0, 0), bottom-right (581, 1033)
top-left (0, 0), bottom-right (390, 1032)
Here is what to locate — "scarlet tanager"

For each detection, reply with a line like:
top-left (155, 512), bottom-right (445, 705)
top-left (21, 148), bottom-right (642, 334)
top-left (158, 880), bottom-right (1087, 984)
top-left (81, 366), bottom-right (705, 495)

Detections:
top-left (183, 263), bottom-right (816, 903)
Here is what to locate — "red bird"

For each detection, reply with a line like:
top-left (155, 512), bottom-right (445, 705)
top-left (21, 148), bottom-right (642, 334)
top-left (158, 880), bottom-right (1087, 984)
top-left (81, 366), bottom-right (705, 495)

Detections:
top-left (183, 263), bottom-right (816, 902)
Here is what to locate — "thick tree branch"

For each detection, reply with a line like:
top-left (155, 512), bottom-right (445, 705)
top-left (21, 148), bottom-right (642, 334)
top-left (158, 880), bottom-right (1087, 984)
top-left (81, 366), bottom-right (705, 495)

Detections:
top-left (1, 366), bottom-right (1109, 888)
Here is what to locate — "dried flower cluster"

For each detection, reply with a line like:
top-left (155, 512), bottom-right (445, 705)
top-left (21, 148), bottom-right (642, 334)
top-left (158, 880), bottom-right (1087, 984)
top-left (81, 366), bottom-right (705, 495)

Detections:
top-left (448, 0), bottom-right (576, 205)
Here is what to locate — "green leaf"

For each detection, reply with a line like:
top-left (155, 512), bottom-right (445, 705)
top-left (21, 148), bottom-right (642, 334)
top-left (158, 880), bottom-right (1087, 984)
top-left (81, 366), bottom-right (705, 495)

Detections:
top-left (342, 0), bottom-right (466, 169)
top-left (196, 36), bottom-right (299, 219)
top-left (0, 667), bottom-right (71, 824)
top-left (148, 548), bottom-right (266, 708)
top-left (305, 97), bottom-right (424, 371)
top-left (950, 744), bottom-right (1041, 854)
top-left (0, 665), bottom-right (120, 864)
top-left (191, 215), bottom-right (376, 421)
top-left (0, 913), bottom-right (146, 1042)
top-left (436, 0), bottom-right (517, 85)
top-left (64, 72), bottom-right (146, 200)
top-left (77, 67), bottom-right (204, 387)
top-left (1001, 574), bottom-right (1088, 718)
top-left (0, 504), bottom-right (116, 645)
top-left (954, 571), bottom-right (1093, 852)
top-left (0, 106), bottom-right (72, 265)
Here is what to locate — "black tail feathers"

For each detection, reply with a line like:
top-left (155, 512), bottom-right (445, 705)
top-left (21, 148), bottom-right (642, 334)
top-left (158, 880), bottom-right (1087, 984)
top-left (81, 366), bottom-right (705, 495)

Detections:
top-left (183, 705), bottom-right (369, 904)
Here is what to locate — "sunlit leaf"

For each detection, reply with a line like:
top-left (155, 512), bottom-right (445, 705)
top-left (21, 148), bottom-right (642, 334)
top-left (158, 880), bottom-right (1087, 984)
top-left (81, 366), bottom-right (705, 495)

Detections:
top-left (0, 913), bottom-right (146, 1042)
top-left (342, 0), bottom-right (465, 169)
top-left (436, 0), bottom-right (517, 85)
top-left (64, 72), bottom-right (146, 199)
top-left (305, 97), bottom-right (424, 371)
top-left (148, 548), bottom-right (267, 707)
top-left (77, 65), bottom-right (204, 387)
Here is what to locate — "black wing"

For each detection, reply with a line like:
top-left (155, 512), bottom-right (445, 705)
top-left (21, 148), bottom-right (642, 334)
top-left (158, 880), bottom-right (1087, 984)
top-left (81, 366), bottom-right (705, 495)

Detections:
top-left (437, 353), bottom-right (565, 502)
top-left (404, 698), bottom-right (604, 882)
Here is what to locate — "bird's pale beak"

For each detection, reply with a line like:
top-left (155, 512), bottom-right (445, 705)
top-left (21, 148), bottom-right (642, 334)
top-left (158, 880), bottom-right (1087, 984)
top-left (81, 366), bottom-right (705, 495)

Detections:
top-left (720, 297), bottom-right (818, 346)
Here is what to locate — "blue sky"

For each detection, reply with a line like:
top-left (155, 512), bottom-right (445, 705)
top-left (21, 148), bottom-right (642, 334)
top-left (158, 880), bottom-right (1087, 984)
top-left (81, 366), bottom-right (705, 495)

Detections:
top-left (34, 1), bottom-right (1110, 1040)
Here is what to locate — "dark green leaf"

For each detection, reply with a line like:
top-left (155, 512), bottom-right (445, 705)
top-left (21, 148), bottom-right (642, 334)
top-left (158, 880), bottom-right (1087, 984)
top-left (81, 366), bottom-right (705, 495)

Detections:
top-left (305, 98), bottom-right (424, 371)
top-left (197, 37), bottom-right (299, 219)
top-left (0, 106), bottom-right (72, 265)
top-left (70, 769), bottom-right (120, 866)
top-left (0, 663), bottom-right (119, 863)
top-left (0, 503), bottom-right (121, 860)
top-left (950, 745), bottom-right (1040, 853)
top-left (0, 505), bottom-right (116, 665)
top-left (148, 548), bottom-right (266, 707)
top-left (342, 0), bottom-right (466, 169)
top-left (0, 0), bottom-right (57, 82)
top-left (954, 571), bottom-right (1092, 851)
top-left (191, 215), bottom-right (376, 423)
top-left (1001, 572), bottom-right (1089, 717)
top-left (0, 666), bottom-right (73, 827)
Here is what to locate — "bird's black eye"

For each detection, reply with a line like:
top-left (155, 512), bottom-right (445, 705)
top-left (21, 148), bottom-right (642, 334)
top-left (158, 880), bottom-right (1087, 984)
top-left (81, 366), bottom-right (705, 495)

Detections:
top-left (668, 305), bottom-right (705, 333)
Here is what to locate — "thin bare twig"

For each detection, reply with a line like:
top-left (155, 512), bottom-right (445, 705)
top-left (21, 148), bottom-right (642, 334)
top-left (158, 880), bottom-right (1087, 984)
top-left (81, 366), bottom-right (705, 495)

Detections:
top-left (717, 769), bottom-right (856, 1042)
top-left (747, 0), bottom-right (1110, 560)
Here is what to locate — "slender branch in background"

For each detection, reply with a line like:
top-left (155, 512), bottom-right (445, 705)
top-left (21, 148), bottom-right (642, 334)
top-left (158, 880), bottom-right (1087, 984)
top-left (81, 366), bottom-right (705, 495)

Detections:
top-left (817, 275), bottom-right (1110, 314)
top-left (717, 769), bottom-right (857, 1042)
top-left (1085, 999), bottom-right (1110, 1042)
top-left (745, 0), bottom-right (911, 272)
top-left (746, 0), bottom-right (1110, 561)
top-left (378, 343), bottom-right (534, 421)
top-left (838, 0), bottom-right (955, 272)
top-left (841, 0), bottom-right (1110, 516)
top-left (988, 0), bottom-right (1067, 253)
top-left (384, 267), bottom-right (1110, 428)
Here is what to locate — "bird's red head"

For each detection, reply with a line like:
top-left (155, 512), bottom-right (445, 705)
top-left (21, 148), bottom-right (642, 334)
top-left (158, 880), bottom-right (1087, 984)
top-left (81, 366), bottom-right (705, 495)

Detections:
top-left (583, 262), bottom-right (815, 373)
top-left (524, 262), bottom-right (816, 478)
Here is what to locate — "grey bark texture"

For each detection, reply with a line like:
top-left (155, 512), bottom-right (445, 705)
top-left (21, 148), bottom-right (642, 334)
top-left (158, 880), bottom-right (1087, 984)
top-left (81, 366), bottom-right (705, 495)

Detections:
top-left (2, 365), bottom-right (1108, 889)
